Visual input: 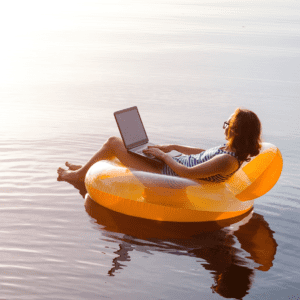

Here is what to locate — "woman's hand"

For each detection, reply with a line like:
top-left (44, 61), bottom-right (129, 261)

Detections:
top-left (147, 145), bottom-right (174, 153)
top-left (143, 147), bottom-right (167, 161)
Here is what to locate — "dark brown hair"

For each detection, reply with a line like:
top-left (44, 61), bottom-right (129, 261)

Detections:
top-left (226, 108), bottom-right (262, 162)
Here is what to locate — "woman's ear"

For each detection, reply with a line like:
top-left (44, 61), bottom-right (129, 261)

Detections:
top-left (225, 127), bottom-right (231, 139)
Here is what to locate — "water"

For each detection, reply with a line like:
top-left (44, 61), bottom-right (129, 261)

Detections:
top-left (0, 0), bottom-right (300, 299)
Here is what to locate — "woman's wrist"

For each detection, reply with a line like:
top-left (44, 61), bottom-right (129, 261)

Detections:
top-left (161, 152), bottom-right (169, 162)
top-left (162, 152), bottom-right (173, 163)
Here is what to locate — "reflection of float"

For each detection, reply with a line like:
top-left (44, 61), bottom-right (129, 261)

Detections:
top-left (85, 142), bottom-right (282, 222)
top-left (84, 195), bottom-right (278, 299)
top-left (84, 194), bottom-right (255, 239)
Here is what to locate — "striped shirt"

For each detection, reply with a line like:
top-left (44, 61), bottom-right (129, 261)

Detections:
top-left (161, 144), bottom-right (241, 182)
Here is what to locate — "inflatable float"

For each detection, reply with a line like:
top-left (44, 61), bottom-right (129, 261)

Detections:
top-left (85, 142), bottom-right (283, 222)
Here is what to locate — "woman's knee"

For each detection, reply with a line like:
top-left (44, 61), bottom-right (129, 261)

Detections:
top-left (105, 136), bottom-right (123, 148)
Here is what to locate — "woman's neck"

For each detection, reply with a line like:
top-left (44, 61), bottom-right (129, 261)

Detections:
top-left (223, 144), bottom-right (235, 152)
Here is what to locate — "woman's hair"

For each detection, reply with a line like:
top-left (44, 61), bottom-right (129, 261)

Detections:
top-left (226, 108), bottom-right (262, 162)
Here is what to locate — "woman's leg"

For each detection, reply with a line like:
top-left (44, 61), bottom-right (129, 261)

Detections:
top-left (57, 136), bottom-right (163, 182)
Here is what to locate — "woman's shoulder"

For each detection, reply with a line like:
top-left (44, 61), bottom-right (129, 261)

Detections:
top-left (209, 153), bottom-right (240, 175)
top-left (214, 144), bottom-right (241, 171)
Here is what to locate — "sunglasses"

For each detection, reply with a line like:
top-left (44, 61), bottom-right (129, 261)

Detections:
top-left (223, 121), bottom-right (229, 129)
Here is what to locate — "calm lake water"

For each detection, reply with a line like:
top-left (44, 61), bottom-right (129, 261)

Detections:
top-left (0, 0), bottom-right (299, 299)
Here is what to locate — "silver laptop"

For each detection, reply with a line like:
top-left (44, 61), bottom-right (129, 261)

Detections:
top-left (114, 106), bottom-right (181, 164)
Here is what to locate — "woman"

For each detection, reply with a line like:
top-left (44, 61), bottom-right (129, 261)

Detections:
top-left (57, 108), bottom-right (262, 183)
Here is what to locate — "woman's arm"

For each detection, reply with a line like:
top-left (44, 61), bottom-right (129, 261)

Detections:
top-left (148, 144), bottom-right (205, 155)
top-left (172, 144), bottom-right (205, 155)
top-left (143, 148), bottom-right (239, 179)
top-left (163, 153), bottom-right (239, 179)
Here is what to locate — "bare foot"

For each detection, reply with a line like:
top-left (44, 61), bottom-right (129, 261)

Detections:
top-left (57, 167), bottom-right (85, 182)
top-left (65, 162), bottom-right (82, 171)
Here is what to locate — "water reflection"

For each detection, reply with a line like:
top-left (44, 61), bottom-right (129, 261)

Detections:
top-left (66, 181), bottom-right (277, 299)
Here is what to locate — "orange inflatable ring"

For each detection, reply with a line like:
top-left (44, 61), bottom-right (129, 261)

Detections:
top-left (85, 142), bottom-right (283, 222)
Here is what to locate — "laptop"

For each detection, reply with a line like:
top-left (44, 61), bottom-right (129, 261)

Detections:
top-left (114, 106), bottom-right (182, 164)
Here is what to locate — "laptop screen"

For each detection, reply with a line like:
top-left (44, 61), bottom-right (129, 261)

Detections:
top-left (114, 106), bottom-right (148, 149)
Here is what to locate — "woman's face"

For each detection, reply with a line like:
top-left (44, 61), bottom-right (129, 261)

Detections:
top-left (224, 114), bottom-right (234, 139)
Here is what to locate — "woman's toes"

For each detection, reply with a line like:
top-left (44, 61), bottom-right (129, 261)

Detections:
top-left (65, 162), bottom-right (73, 169)
top-left (57, 167), bottom-right (65, 174)
top-left (57, 167), bottom-right (83, 182)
